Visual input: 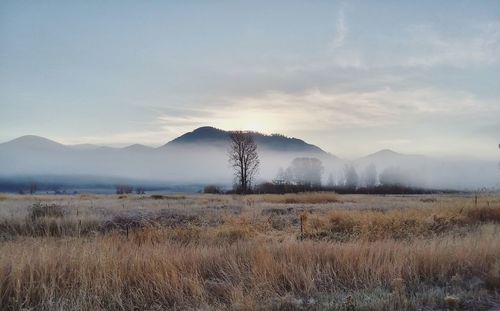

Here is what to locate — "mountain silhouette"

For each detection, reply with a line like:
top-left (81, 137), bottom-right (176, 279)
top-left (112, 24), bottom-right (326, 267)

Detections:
top-left (165, 126), bottom-right (328, 154)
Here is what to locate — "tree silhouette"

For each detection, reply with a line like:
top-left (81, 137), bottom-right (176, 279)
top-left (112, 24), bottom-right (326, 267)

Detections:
top-left (343, 165), bottom-right (359, 188)
top-left (228, 131), bottom-right (260, 194)
top-left (362, 163), bottom-right (377, 187)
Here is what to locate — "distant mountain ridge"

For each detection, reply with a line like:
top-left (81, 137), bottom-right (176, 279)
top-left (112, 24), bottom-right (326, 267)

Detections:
top-left (2, 127), bottom-right (329, 155)
top-left (165, 126), bottom-right (328, 154)
top-left (363, 149), bottom-right (423, 159)
top-left (4, 135), bottom-right (65, 150)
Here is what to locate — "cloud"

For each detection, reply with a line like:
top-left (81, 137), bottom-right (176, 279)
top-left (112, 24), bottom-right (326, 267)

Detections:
top-left (152, 87), bottom-right (490, 137)
top-left (475, 123), bottom-right (500, 139)
top-left (48, 86), bottom-right (498, 158)
top-left (324, 21), bottom-right (500, 70)
top-left (404, 23), bottom-right (500, 67)
top-left (331, 8), bottom-right (347, 49)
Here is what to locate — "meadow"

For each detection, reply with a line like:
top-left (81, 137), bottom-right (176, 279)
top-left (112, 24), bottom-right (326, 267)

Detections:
top-left (0, 192), bottom-right (499, 310)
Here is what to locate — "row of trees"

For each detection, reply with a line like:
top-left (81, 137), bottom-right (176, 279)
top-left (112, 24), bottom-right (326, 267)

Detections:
top-left (328, 164), bottom-right (413, 188)
top-left (115, 185), bottom-right (145, 195)
top-left (275, 158), bottom-right (324, 187)
top-left (275, 162), bottom-right (412, 189)
top-left (227, 131), bottom-right (416, 193)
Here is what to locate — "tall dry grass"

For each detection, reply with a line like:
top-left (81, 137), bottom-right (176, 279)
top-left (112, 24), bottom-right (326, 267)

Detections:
top-left (300, 203), bottom-right (500, 242)
top-left (0, 226), bottom-right (499, 310)
top-left (0, 193), bottom-right (499, 310)
top-left (251, 192), bottom-right (339, 204)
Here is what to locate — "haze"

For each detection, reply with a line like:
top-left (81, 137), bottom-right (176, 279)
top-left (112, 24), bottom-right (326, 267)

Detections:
top-left (1, 1), bottom-right (500, 160)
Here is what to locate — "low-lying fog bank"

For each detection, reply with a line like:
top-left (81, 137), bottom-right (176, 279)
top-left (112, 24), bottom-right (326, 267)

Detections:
top-left (0, 134), bottom-right (498, 193)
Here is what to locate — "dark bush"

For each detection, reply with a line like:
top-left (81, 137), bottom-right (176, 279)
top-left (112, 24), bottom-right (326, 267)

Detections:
top-left (30, 203), bottom-right (64, 219)
top-left (467, 206), bottom-right (500, 223)
top-left (150, 194), bottom-right (185, 200)
top-left (203, 185), bottom-right (221, 194)
top-left (116, 185), bottom-right (133, 195)
top-left (254, 182), bottom-right (325, 194)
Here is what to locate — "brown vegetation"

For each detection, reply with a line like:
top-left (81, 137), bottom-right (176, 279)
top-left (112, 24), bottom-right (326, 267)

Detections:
top-left (252, 192), bottom-right (339, 204)
top-left (0, 193), bottom-right (499, 310)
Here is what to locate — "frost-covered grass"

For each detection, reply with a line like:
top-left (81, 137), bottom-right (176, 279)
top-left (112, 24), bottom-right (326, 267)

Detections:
top-left (0, 193), bottom-right (499, 310)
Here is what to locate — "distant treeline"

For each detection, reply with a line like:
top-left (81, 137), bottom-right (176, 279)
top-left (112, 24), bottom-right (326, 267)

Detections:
top-left (205, 156), bottom-right (461, 195)
top-left (205, 182), bottom-right (456, 195)
top-left (0, 176), bottom-right (202, 194)
top-left (254, 183), bottom-right (442, 195)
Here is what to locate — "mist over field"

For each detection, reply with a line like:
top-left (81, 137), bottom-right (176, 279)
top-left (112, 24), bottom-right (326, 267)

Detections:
top-left (0, 128), bottom-right (498, 192)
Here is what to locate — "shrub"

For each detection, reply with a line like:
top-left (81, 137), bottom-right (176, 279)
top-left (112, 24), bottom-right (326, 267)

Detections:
top-left (467, 206), bottom-right (500, 223)
top-left (215, 226), bottom-right (252, 244)
top-left (150, 194), bottom-right (186, 200)
top-left (30, 203), bottom-right (64, 219)
top-left (256, 192), bottom-right (339, 204)
top-left (203, 185), bottom-right (221, 194)
top-left (115, 185), bottom-right (133, 195)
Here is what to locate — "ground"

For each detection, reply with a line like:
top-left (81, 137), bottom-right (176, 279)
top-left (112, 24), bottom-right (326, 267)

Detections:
top-left (0, 192), bottom-right (499, 310)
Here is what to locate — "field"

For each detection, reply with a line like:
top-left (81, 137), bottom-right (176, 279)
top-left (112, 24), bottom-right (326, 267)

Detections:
top-left (0, 193), bottom-right (499, 310)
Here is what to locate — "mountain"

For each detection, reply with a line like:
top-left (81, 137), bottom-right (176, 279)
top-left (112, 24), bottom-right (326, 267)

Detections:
top-left (2, 135), bottom-right (66, 151)
top-left (167, 126), bottom-right (229, 146)
top-left (358, 149), bottom-right (425, 167)
top-left (363, 149), bottom-right (408, 160)
top-left (70, 144), bottom-right (103, 150)
top-left (122, 144), bottom-right (154, 153)
top-left (362, 149), bottom-right (423, 160)
top-left (1, 127), bottom-right (330, 156)
top-left (162, 127), bottom-right (339, 184)
top-left (165, 126), bottom-right (328, 154)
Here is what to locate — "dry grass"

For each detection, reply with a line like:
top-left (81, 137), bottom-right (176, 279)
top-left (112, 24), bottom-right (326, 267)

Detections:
top-left (0, 193), bottom-right (499, 310)
top-left (252, 192), bottom-right (339, 204)
top-left (150, 194), bottom-right (186, 200)
top-left (1, 227), bottom-right (498, 310)
top-left (301, 203), bottom-right (500, 241)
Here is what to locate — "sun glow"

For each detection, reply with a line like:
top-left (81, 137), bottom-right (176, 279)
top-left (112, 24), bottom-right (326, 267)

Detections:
top-left (242, 120), bottom-right (266, 132)
top-left (223, 111), bottom-right (279, 134)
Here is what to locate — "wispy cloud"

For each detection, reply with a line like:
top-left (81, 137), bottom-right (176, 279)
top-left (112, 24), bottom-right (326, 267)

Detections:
top-left (331, 7), bottom-right (347, 49)
top-left (45, 84), bottom-right (499, 158)
top-left (152, 87), bottom-right (490, 137)
top-left (404, 22), bottom-right (500, 67)
top-left (325, 21), bottom-right (500, 69)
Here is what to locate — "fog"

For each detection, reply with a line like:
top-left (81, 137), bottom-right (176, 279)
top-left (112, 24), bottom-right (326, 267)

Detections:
top-left (0, 136), bottom-right (498, 192)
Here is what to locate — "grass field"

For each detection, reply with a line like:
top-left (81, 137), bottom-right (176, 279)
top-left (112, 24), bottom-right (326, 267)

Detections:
top-left (0, 193), bottom-right (499, 310)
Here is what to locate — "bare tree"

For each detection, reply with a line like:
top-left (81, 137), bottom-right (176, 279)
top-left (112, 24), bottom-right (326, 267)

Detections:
top-left (343, 164), bottom-right (359, 188)
top-left (327, 172), bottom-right (335, 188)
top-left (379, 166), bottom-right (407, 186)
top-left (228, 131), bottom-right (260, 193)
top-left (115, 185), bottom-right (133, 195)
top-left (362, 163), bottom-right (378, 188)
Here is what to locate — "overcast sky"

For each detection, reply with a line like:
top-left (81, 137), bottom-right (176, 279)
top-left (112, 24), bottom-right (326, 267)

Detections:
top-left (1, 1), bottom-right (499, 158)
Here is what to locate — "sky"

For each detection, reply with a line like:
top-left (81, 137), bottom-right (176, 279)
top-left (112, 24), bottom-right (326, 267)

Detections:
top-left (1, 0), bottom-right (499, 159)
